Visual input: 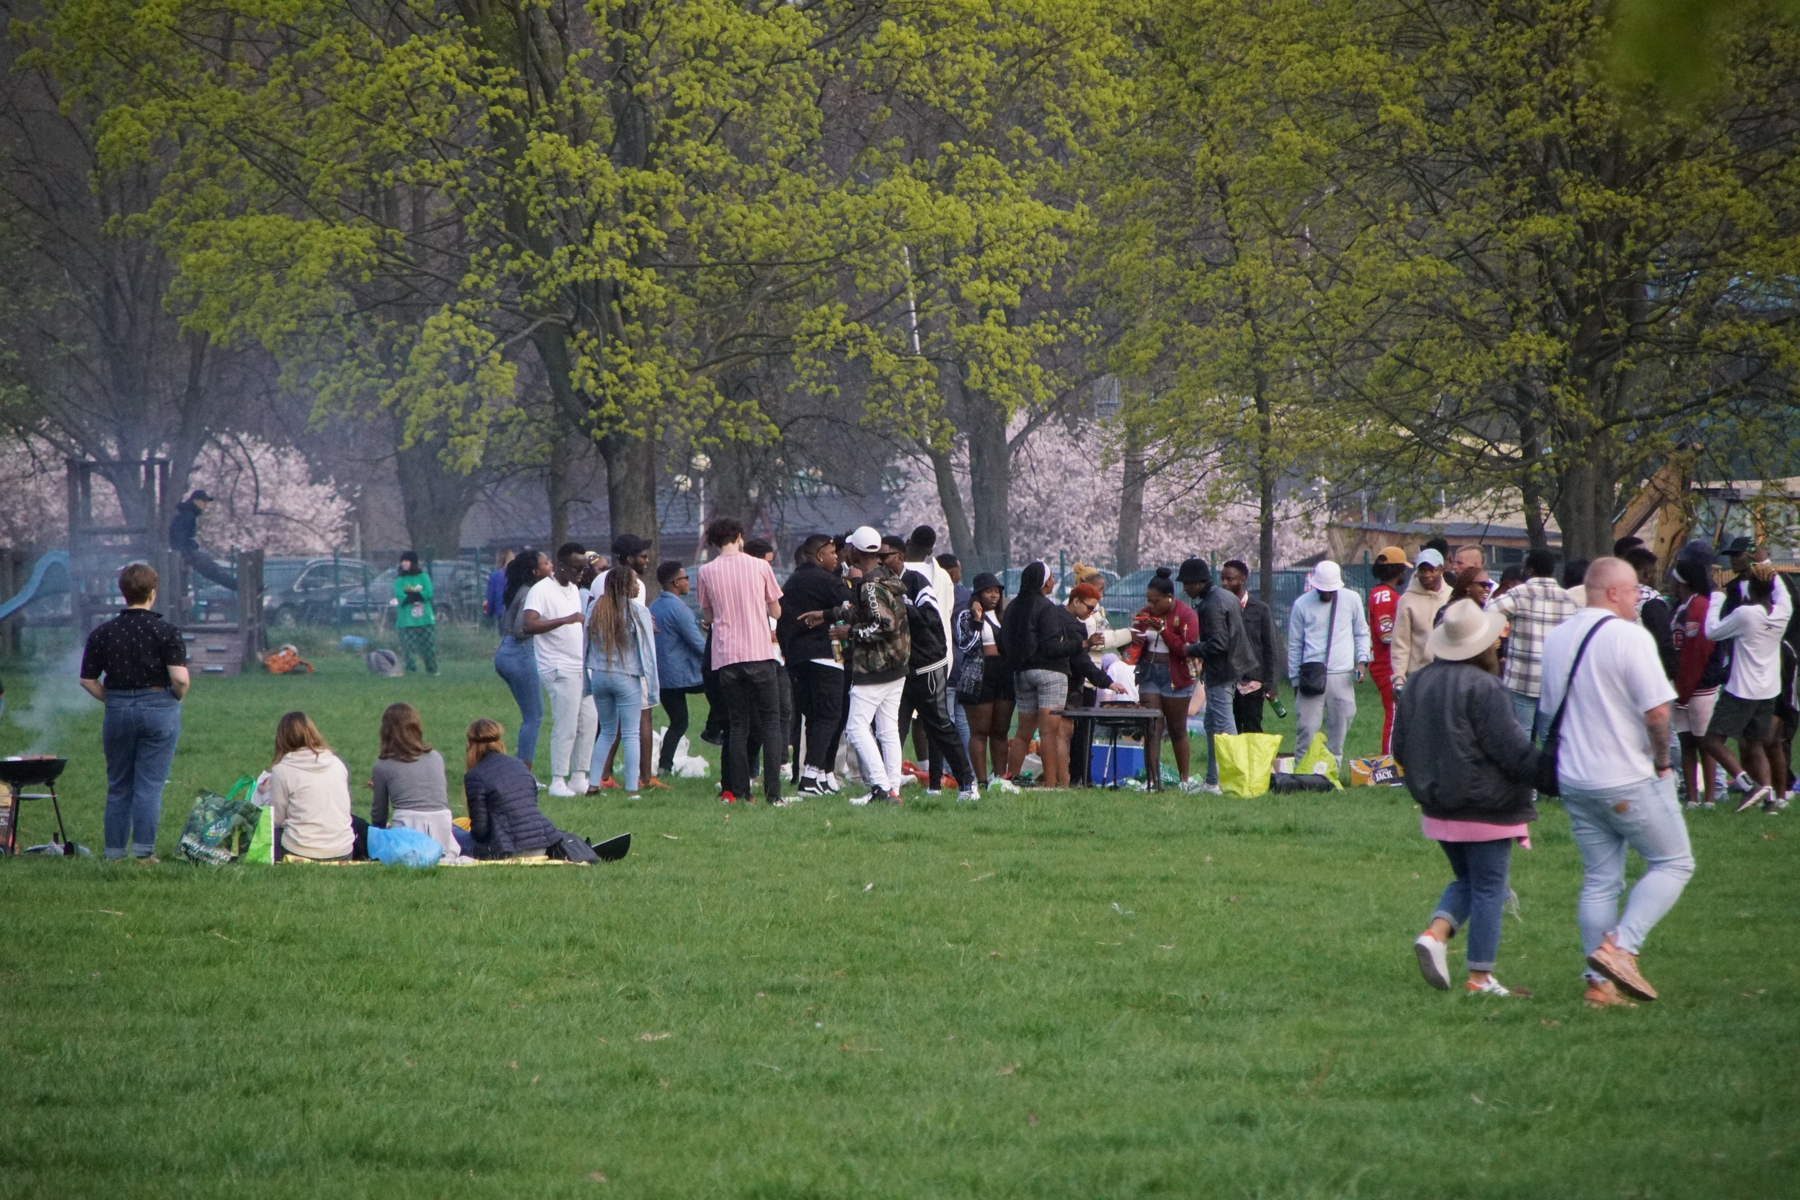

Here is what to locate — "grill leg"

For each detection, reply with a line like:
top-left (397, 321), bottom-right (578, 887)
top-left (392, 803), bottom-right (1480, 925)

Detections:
top-left (48, 785), bottom-right (70, 854)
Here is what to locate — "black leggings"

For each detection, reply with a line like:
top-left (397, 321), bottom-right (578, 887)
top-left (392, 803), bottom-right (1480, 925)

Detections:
top-left (659, 686), bottom-right (703, 772)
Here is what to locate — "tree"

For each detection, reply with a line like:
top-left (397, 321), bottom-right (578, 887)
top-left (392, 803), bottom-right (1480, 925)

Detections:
top-left (1326, 0), bottom-right (1800, 559)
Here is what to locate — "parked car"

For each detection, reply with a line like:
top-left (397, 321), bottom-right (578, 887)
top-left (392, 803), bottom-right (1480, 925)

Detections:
top-left (194, 557), bottom-right (372, 626)
top-left (337, 559), bottom-right (487, 626)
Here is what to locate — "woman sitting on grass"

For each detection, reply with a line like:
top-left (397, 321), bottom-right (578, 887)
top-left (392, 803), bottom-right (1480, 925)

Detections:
top-left (463, 717), bottom-right (566, 859)
top-left (266, 711), bottom-right (363, 862)
top-left (369, 702), bottom-right (458, 857)
top-left (1391, 599), bottom-right (1541, 998)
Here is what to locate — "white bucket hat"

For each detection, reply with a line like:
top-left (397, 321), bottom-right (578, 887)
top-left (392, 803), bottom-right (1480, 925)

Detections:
top-left (1309, 560), bottom-right (1344, 591)
top-left (1427, 598), bottom-right (1507, 662)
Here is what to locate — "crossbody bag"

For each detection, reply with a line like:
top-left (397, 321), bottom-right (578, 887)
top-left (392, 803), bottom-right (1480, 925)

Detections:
top-left (1534, 615), bottom-right (1614, 796)
top-left (1297, 591), bottom-right (1339, 697)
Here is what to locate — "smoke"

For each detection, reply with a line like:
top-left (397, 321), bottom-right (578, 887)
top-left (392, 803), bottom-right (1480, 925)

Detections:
top-left (9, 644), bottom-right (91, 757)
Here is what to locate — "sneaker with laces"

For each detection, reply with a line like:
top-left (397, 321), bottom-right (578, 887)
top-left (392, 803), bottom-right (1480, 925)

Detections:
top-left (698, 729), bottom-right (724, 747)
top-left (957, 784), bottom-right (981, 803)
top-left (1414, 933), bottom-right (1450, 990)
top-left (847, 790), bottom-right (871, 807)
top-left (570, 772), bottom-right (591, 795)
top-left (718, 790), bottom-right (738, 804)
top-left (625, 792), bottom-right (641, 802)
top-left (798, 777), bottom-right (830, 797)
top-left (1764, 793), bottom-right (1787, 813)
top-left (1586, 941), bottom-right (1658, 1001)
top-left (1465, 977), bottom-right (1531, 997)
top-left (1684, 800), bottom-right (1700, 811)
top-left (1736, 784), bottom-right (1774, 813)
top-left (864, 786), bottom-right (887, 806)
top-left (822, 773), bottom-right (842, 793)
top-left (548, 776), bottom-right (576, 798)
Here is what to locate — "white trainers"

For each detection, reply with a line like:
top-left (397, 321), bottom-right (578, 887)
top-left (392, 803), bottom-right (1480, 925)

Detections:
top-left (1736, 784), bottom-right (1773, 814)
top-left (957, 784), bottom-right (981, 803)
top-left (1414, 933), bottom-right (1450, 991)
top-left (548, 776), bottom-right (576, 798)
top-left (1464, 976), bottom-right (1530, 997)
top-left (570, 772), bottom-right (591, 795)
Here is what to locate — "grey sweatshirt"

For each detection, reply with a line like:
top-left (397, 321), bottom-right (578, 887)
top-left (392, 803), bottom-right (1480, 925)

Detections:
top-left (370, 750), bottom-right (451, 826)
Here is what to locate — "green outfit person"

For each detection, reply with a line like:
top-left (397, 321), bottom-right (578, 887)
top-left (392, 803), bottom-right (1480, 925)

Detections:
top-left (394, 556), bottom-right (438, 675)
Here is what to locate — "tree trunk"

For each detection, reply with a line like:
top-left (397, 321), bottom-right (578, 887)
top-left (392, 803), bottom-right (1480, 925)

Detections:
top-left (1550, 450), bottom-right (1618, 563)
top-left (927, 444), bottom-right (974, 561)
top-left (548, 435), bottom-right (576, 552)
top-left (1258, 465), bottom-right (1276, 602)
top-left (1515, 399), bottom-right (1551, 552)
top-left (394, 437), bottom-right (475, 561)
top-left (1116, 422), bottom-right (1145, 575)
top-left (964, 384), bottom-right (1010, 575)
top-left (600, 430), bottom-right (659, 552)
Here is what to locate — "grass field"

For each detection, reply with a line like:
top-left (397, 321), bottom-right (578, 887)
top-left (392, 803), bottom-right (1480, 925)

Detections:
top-left (1, 634), bottom-right (1796, 1199)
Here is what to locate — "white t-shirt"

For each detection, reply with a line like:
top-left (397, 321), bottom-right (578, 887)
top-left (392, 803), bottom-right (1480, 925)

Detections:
top-left (524, 578), bottom-right (586, 674)
top-left (1538, 608), bottom-right (1676, 789)
top-left (585, 571), bottom-right (645, 617)
top-left (1703, 580), bottom-right (1793, 700)
top-left (1100, 659), bottom-right (1139, 703)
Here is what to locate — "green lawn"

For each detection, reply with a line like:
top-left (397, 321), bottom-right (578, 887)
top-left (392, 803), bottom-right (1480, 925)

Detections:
top-left (1, 635), bottom-right (1795, 1199)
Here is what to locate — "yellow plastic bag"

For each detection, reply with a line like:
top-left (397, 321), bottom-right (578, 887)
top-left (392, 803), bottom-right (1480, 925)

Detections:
top-left (1215, 733), bottom-right (1283, 798)
top-left (1295, 732), bottom-right (1343, 790)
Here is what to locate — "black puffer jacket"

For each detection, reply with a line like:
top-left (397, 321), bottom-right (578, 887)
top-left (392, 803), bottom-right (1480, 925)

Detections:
top-left (464, 752), bottom-right (562, 857)
top-left (779, 561), bottom-right (850, 663)
top-left (1391, 660), bottom-right (1540, 825)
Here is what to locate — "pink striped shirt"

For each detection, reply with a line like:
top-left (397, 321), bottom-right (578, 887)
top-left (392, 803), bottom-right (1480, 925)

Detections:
top-left (695, 550), bottom-right (782, 669)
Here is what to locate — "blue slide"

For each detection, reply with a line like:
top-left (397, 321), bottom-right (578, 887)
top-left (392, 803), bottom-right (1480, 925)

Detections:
top-left (0, 551), bottom-right (71, 622)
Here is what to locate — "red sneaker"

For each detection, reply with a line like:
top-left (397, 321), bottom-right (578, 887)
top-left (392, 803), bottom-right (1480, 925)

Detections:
top-left (719, 790), bottom-right (738, 804)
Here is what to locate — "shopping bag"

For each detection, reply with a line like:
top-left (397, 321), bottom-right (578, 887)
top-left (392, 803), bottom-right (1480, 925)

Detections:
top-left (1295, 732), bottom-right (1343, 790)
top-left (177, 775), bottom-right (262, 865)
top-left (1215, 733), bottom-right (1282, 798)
top-left (1348, 755), bottom-right (1405, 788)
top-left (367, 825), bottom-right (445, 868)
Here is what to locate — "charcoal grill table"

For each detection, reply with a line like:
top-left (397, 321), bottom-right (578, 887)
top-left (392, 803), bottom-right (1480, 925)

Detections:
top-left (0, 757), bottom-right (71, 855)
top-left (1055, 707), bottom-right (1166, 791)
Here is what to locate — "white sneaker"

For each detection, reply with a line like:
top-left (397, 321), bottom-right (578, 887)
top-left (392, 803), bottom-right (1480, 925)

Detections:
top-left (548, 777), bottom-right (576, 798)
top-left (1464, 976), bottom-right (1530, 997)
top-left (570, 772), bottom-right (591, 794)
top-left (1736, 784), bottom-right (1773, 814)
top-left (957, 784), bottom-right (980, 802)
top-left (823, 773), bottom-right (842, 793)
top-left (1414, 933), bottom-right (1450, 990)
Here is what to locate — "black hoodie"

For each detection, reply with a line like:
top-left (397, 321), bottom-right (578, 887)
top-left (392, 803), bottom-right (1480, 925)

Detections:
top-left (778, 561), bottom-right (852, 663)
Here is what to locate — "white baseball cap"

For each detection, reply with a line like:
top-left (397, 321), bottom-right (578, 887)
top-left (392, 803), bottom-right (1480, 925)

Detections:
top-left (848, 526), bottom-right (882, 553)
top-left (1310, 560), bottom-right (1344, 591)
top-left (1416, 548), bottom-right (1445, 569)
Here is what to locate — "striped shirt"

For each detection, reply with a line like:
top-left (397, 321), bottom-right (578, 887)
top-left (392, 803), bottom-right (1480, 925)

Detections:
top-left (695, 550), bottom-right (782, 670)
top-left (1487, 576), bottom-right (1579, 698)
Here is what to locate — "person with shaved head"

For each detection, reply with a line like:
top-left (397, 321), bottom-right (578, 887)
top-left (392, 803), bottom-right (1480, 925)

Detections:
top-left (1538, 557), bottom-right (1692, 1008)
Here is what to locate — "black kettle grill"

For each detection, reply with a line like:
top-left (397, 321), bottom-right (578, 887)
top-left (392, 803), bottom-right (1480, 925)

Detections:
top-left (0, 757), bottom-right (71, 855)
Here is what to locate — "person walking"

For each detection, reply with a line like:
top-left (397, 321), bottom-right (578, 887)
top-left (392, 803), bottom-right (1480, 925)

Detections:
top-left (393, 552), bottom-right (439, 675)
top-left (523, 542), bottom-right (597, 797)
top-left (1130, 568), bottom-right (1201, 787)
top-left (1221, 560), bottom-right (1279, 736)
top-left (1391, 547), bottom-right (1449, 692)
top-left (899, 529), bottom-right (980, 800)
top-left (493, 550), bottom-right (550, 771)
top-left (829, 527), bottom-right (911, 803)
top-left (956, 573), bottom-right (1013, 785)
top-left (782, 535), bottom-right (852, 795)
top-left (694, 517), bottom-right (786, 805)
top-left (78, 563), bottom-right (190, 862)
top-left (1286, 560), bottom-right (1371, 773)
top-left (650, 561), bottom-right (706, 779)
top-left (1180, 558), bottom-right (1259, 792)
top-left (1700, 560), bottom-right (1793, 812)
top-left (1394, 599), bottom-right (1541, 996)
top-left (1486, 547), bottom-right (1580, 738)
top-left (1539, 557), bottom-right (1693, 1006)
top-left (1367, 546), bottom-right (1408, 753)
top-left (586, 564), bottom-right (659, 800)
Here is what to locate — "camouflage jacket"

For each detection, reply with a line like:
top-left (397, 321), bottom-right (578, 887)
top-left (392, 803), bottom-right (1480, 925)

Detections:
top-left (831, 564), bottom-right (910, 684)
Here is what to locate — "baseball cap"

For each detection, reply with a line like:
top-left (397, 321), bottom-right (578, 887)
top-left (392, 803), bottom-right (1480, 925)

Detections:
top-left (848, 526), bottom-right (881, 553)
top-left (188, 489), bottom-right (215, 502)
top-left (1720, 535), bottom-right (1754, 556)
top-left (1416, 548), bottom-right (1445, 569)
top-left (1374, 545), bottom-right (1411, 567)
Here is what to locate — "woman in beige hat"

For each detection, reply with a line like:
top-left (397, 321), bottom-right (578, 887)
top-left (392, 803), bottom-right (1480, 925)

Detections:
top-left (1391, 599), bottom-right (1543, 997)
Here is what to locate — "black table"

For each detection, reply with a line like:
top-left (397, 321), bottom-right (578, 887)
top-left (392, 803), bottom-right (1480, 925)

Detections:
top-left (1057, 707), bottom-right (1167, 791)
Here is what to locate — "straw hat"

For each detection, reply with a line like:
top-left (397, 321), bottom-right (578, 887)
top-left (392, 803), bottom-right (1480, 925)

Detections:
top-left (1426, 598), bottom-right (1507, 662)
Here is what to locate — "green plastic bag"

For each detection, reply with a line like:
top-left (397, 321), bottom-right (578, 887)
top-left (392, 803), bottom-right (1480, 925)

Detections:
top-left (178, 776), bottom-right (261, 865)
top-left (1215, 733), bottom-right (1283, 798)
top-left (242, 800), bottom-right (275, 865)
top-left (1295, 732), bottom-right (1343, 790)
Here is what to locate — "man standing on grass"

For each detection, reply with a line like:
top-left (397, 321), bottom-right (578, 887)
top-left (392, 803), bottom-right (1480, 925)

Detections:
top-left (80, 563), bottom-right (191, 863)
top-left (1221, 560), bottom-right (1279, 737)
top-left (694, 517), bottom-right (785, 805)
top-left (1181, 558), bottom-right (1257, 792)
top-left (829, 527), bottom-right (911, 805)
top-left (899, 527), bottom-right (979, 802)
top-left (1286, 560), bottom-right (1370, 774)
top-left (1539, 557), bottom-right (1692, 1007)
top-left (523, 543), bottom-right (596, 797)
top-left (1486, 547), bottom-right (1579, 739)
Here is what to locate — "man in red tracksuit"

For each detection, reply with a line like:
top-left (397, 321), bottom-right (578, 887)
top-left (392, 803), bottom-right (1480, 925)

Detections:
top-left (1367, 546), bottom-right (1409, 754)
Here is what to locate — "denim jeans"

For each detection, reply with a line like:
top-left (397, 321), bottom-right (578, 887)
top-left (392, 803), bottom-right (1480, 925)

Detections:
top-left (1509, 690), bottom-right (1549, 742)
top-left (590, 668), bottom-right (646, 792)
top-left (1431, 838), bottom-right (1514, 972)
top-left (1562, 774), bottom-right (1695, 959)
top-left (102, 688), bottom-right (182, 858)
top-left (493, 637), bottom-right (543, 763)
top-left (1203, 677), bottom-right (1238, 785)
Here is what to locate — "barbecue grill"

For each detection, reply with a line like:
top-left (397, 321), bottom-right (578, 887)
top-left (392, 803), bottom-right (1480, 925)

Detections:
top-left (0, 757), bottom-right (71, 855)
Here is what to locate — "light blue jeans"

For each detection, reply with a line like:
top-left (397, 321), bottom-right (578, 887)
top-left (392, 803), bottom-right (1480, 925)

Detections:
top-left (1509, 690), bottom-right (1550, 742)
top-left (590, 669), bottom-right (646, 792)
top-left (1562, 774), bottom-right (1695, 961)
top-left (1203, 677), bottom-right (1237, 785)
top-left (493, 637), bottom-right (542, 764)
